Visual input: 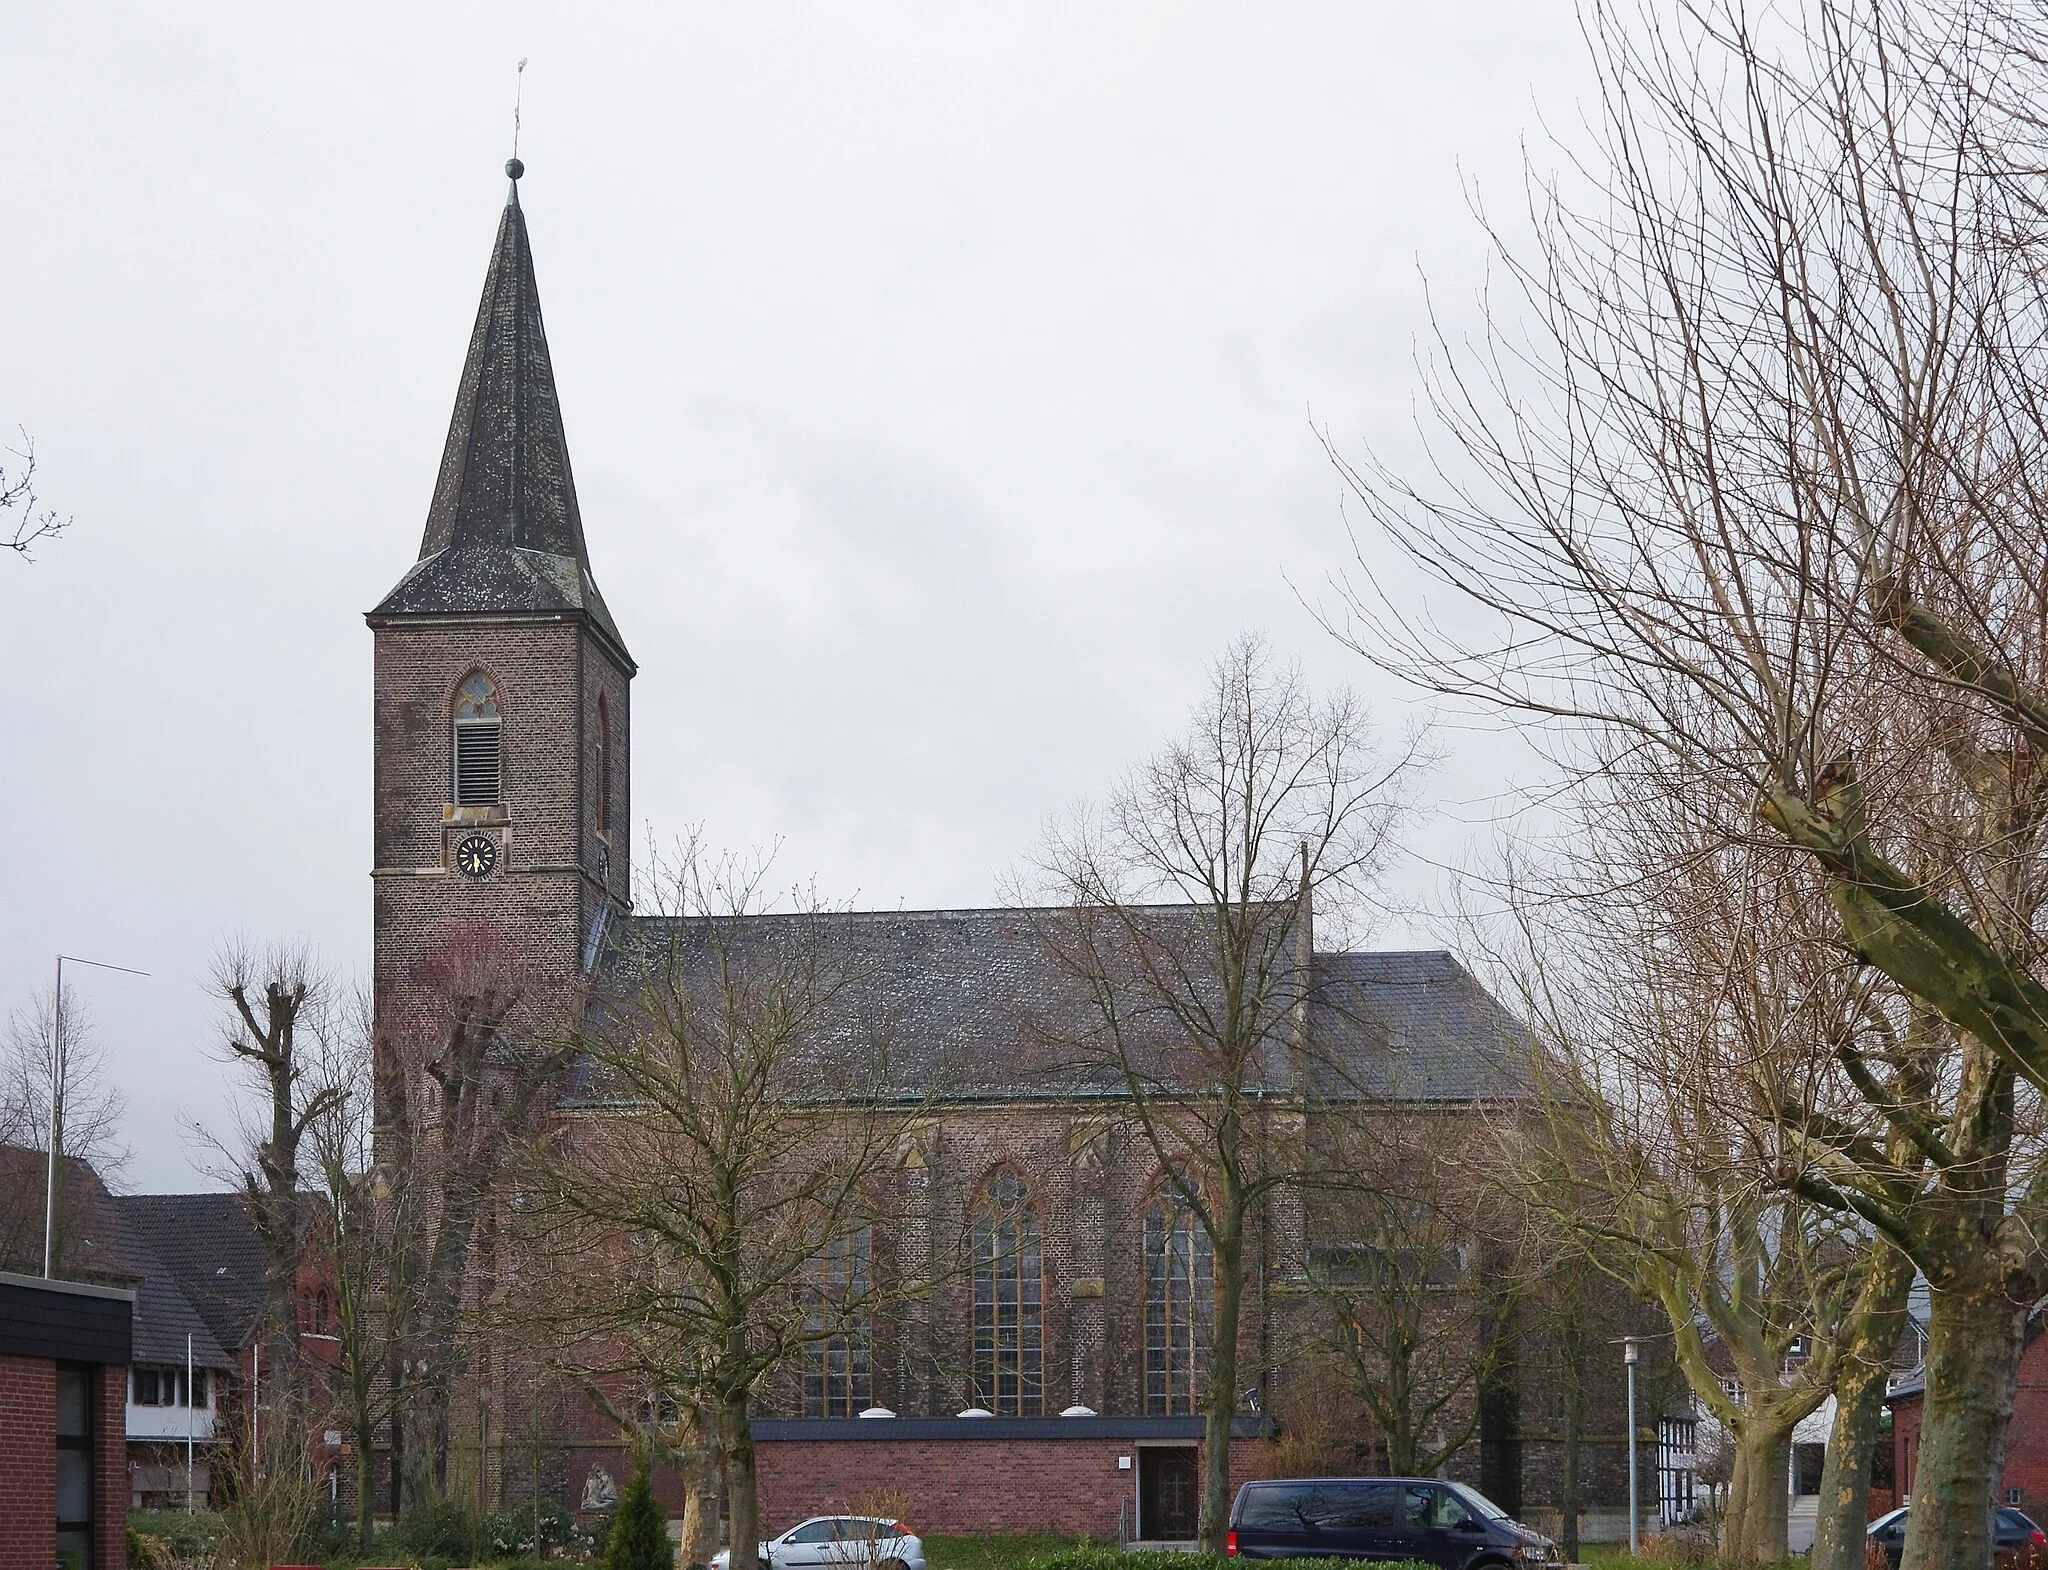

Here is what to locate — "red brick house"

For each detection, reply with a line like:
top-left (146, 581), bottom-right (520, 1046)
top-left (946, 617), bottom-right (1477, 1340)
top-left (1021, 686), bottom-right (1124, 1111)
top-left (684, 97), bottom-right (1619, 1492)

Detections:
top-left (1893, 1316), bottom-right (2048, 1514)
top-left (0, 1270), bottom-right (132, 1570)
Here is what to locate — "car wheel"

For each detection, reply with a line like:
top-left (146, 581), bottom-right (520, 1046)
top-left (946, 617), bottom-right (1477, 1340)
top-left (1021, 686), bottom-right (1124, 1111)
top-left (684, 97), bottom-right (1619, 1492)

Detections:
top-left (878, 1559), bottom-right (910, 1570)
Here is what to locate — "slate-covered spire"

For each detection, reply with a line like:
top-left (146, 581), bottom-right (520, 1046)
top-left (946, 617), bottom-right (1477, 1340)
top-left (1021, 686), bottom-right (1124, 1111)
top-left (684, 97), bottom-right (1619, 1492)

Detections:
top-left (371, 161), bottom-right (628, 659)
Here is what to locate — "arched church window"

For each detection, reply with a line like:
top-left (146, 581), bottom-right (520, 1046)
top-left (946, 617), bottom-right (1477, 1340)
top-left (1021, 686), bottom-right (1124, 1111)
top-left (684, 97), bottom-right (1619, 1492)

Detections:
top-left (452, 673), bottom-right (502, 806)
top-left (595, 696), bottom-right (611, 833)
top-left (1144, 1193), bottom-right (1213, 1415)
top-left (972, 1170), bottom-right (1044, 1414)
top-left (803, 1227), bottom-right (872, 1417)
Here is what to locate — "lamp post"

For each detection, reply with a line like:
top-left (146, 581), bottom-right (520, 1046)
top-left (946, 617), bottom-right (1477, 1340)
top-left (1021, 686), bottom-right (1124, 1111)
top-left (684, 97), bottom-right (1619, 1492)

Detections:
top-left (42, 954), bottom-right (148, 1277)
top-left (1624, 1336), bottom-right (1641, 1555)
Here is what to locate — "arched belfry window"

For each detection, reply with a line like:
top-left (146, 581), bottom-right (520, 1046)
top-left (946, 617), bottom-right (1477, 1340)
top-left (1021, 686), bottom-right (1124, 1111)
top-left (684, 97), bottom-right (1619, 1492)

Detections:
top-left (972, 1170), bottom-right (1044, 1414)
top-left (595, 695), bottom-right (611, 833)
top-left (1145, 1193), bottom-right (1213, 1414)
top-left (452, 673), bottom-right (503, 806)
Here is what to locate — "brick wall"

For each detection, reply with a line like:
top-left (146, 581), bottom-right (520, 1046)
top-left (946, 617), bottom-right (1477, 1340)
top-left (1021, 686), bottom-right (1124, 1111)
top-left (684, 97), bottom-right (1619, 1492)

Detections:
top-left (0, 1358), bottom-right (126, 1570)
top-left (0, 1356), bottom-right (55, 1570)
top-left (563, 1432), bottom-right (1278, 1540)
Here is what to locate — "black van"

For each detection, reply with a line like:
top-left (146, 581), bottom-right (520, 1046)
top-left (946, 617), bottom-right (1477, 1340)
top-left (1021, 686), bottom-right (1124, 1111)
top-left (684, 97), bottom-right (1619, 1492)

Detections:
top-left (1227, 1477), bottom-right (1561, 1569)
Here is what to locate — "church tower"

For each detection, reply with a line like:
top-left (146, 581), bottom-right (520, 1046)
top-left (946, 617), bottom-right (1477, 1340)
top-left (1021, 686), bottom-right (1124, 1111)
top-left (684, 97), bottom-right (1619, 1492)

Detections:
top-left (367, 161), bottom-right (632, 1042)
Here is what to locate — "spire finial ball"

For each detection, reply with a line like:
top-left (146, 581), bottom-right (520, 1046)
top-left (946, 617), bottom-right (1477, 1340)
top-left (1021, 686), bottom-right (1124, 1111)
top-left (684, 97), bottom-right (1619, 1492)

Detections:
top-left (506, 157), bottom-right (525, 180)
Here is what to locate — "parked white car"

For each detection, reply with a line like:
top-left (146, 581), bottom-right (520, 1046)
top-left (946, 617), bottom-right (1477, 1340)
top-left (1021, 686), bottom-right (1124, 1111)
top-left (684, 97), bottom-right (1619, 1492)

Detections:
top-left (710, 1516), bottom-right (926, 1570)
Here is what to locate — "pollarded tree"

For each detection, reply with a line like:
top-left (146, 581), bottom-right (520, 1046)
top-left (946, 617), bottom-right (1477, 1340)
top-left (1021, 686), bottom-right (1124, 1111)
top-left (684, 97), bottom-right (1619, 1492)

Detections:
top-left (210, 943), bottom-right (346, 1437)
top-left (1030, 632), bottom-right (1427, 1554)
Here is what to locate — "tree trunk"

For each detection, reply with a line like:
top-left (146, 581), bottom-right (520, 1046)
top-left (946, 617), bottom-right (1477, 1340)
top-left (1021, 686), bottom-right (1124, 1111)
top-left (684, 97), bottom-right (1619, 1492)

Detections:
top-left (721, 1390), bottom-right (759, 1570)
top-left (679, 1400), bottom-right (722, 1569)
top-left (354, 1439), bottom-right (376, 1551)
top-left (1899, 1271), bottom-right (2027, 1570)
top-left (1725, 1421), bottom-right (1792, 1564)
top-left (1560, 1365), bottom-right (1583, 1563)
top-left (1813, 1244), bottom-right (1914, 1570)
top-left (1200, 1231), bottom-right (1246, 1553)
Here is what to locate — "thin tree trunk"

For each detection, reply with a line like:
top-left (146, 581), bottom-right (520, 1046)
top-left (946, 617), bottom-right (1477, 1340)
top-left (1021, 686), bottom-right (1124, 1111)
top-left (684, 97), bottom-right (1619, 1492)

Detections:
top-left (354, 1439), bottom-right (376, 1551)
top-left (680, 1401), bottom-right (722, 1569)
top-left (722, 1390), bottom-right (759, 1570)
top-left (1899, 1269), bottom-right (2027, 1570)
top-left (1560, 1363), bottom-right (1583, 1564)
top-left (1813, 1243), bottom-right (1914, 1570)
top-left (1726, 1422), bottom-right (1792, 1565)
top-left (1200, 1228), bottom-right (1246, 1553)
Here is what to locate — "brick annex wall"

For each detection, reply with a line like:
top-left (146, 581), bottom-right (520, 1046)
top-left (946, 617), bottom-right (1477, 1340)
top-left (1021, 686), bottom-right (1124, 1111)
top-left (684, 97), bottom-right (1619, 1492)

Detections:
top-left (0, 1355), bottom-right (56, 1570)
top-left (564, 1434), bottom-right (1277, 1540)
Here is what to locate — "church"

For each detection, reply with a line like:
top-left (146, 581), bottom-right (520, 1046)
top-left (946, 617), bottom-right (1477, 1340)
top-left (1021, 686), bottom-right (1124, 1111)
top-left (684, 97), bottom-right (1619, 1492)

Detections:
top-left (365, 164), bottom-right (1647, 1544)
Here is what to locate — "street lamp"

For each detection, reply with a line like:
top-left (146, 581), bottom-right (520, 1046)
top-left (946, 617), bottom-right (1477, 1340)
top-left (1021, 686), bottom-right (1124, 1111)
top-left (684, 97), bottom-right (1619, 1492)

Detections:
top-left (1624, 1337), bottom-right (1641, 1555)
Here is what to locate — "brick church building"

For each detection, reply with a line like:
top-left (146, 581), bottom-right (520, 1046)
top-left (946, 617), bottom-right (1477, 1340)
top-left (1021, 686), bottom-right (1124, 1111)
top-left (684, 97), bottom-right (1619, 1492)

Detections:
top-left (366, 164), bottom-right (1646, 1543)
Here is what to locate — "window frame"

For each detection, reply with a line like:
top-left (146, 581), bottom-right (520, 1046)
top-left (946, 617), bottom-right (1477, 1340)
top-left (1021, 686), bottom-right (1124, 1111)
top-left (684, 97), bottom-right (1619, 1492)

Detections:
top-left (55, 1361), bottom-right (94, 1570)
top-left (1144, 1191), bottom-right (1214, 1415)
top-left (803, 1227), bottom-right (873, 1418)
top-left (971, 1170), bottom-right (1045, 1415)
top-left (451, 671), bottom-right (504, 807)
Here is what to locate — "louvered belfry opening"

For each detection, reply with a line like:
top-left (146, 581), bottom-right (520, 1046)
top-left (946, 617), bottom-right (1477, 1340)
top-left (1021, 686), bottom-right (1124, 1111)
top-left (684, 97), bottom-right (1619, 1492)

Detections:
top-left (453, 672), bottom-right (503, 806)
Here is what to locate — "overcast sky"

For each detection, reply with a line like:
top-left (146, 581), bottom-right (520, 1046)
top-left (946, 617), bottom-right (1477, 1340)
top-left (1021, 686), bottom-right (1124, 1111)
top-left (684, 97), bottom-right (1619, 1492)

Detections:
top-left (2, 1), bottom-right (1593, 1191)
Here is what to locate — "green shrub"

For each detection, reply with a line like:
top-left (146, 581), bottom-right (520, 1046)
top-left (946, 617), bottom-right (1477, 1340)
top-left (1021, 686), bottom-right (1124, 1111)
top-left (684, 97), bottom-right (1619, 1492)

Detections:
top-left (604, 1455), bottom-right (673, 1570)
top-left (128, 1508), bottom-right (225, 1569)
top-left (1027, 1555), bottom-right (1427, 1570)
top-left (484, 1497), bottom-right (577, 1557)
top-left (379, 1499), bottom-right (480, 1559)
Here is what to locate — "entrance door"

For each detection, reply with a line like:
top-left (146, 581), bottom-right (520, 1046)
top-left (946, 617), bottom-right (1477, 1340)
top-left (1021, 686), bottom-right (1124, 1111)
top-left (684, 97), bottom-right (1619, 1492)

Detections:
top-left (1140, 1447), bottom-right (1200, 1541)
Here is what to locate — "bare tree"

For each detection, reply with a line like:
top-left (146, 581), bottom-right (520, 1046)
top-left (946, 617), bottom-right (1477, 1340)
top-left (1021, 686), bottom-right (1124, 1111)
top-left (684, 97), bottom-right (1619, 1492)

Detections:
top-left (530, 841), bottom-right (925, 1570)
top-left (2, 430), bottom-right (67, 559)
top-left (380, 922), bottom-right (565, 1510)
top-left (0, 984), bottom-right (129, 1272)
top-left (304, 1012), bottom-right (412, 1551)
top-left (1029, 632), bottom-right (1425, 1553)
top-left (210, 944), bottom-right (345, 1433)
top-left (1328, 4), bottom-right (2048, 1566)
top-left (1302, 1118), bottom-right (1514, 1479)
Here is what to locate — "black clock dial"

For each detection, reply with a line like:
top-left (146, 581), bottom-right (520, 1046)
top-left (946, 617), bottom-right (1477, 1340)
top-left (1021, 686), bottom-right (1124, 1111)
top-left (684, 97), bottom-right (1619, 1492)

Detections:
top-left (454, 833), bottom-right (498, 879)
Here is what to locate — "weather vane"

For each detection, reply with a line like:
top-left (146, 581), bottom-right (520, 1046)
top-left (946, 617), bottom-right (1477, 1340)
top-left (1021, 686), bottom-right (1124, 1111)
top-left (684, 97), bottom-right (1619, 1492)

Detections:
top-left (509, 57), bottom-right (529, 179)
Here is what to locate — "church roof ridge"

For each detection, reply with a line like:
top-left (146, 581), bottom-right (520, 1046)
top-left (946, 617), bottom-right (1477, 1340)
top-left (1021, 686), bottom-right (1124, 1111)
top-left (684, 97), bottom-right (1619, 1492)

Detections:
top-left (369, 163), bottom-right (629, 661)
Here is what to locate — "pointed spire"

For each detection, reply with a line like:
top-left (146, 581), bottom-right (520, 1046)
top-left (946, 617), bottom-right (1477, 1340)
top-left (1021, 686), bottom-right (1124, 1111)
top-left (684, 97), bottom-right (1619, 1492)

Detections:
top-left (371, 164), bottom-right (629, 662)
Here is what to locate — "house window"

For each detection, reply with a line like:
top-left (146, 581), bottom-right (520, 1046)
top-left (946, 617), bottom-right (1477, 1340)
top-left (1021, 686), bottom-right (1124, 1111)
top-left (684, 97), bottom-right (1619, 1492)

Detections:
top-left (56, 1363), bottom-right (92, 1570)
top-left (133, 1367), bottom-right (159, 1405)
top-left (972, 1171), bottom-right (1043, 1414)
top-left (1145, 1194), bottom-right (1212, 1415)
top-left (595, 696), bottom-right (611, 834)
top-left (452, 673), bottom-right (503, 806)
top-left (804, 1227), bottom-right (872, 1417)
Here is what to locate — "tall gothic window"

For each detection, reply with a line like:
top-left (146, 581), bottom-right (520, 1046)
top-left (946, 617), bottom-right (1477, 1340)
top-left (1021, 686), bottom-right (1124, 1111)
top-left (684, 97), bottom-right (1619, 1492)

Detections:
top-left (972, 1171), bottom-right (1043, 1414)
top-left (452, 672), bottom-right (502, 806)
top-left (595, 695), bottom-right (611, 833)
top-left (803, 1227), bottom-right (872, 1417)
top-left (1145, 1194), bottom-right (1213, 1414)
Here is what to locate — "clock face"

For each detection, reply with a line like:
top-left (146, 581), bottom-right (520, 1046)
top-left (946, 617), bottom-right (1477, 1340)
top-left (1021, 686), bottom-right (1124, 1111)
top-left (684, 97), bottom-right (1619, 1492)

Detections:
top-left (454, 833), bottom-right (499, 879)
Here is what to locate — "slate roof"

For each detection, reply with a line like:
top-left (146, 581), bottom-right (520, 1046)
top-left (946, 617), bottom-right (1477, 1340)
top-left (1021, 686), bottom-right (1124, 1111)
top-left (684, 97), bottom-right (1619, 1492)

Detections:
top-left (579, 906), bottom-right (1533, 1105)
top-left (114, 1193), bottom-right (269, 1357)
top-left (1309, 950), bottom-right (1534, 1101)
top-left (0, 1147), bottom-right (238, 1370)
top-left (369, 164), bottom-right (628, 663)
